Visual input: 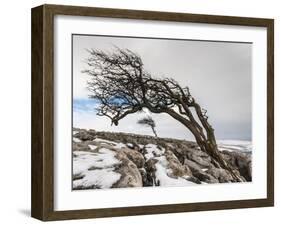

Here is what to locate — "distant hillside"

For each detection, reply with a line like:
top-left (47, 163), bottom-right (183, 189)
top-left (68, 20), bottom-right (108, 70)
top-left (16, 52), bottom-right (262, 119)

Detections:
top-left (72, 128), bottom-right (252, 190)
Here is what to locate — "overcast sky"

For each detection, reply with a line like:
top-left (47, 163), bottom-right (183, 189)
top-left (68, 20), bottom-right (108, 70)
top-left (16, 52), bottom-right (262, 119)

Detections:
top-left (72, 34), bottom-right (252, 141)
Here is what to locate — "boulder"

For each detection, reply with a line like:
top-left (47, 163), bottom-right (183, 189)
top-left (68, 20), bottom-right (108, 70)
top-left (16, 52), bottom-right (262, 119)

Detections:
top-left (186, 151), bottom-right (212, 168)
top-left (88, 129), bottom-right (96, 136)
top-left (205, 167), bottom-right (233, 183)
top-left (222, 151), bottom-right (252, 181)
top-left (184, 158), bottom-right (218, 183)
top-left (165, 150), bottom-right (192, 177)
top-left (121, 148), bottom-right (145, 168)
top-left (184, 158), bottom-right (203, 172)
top-left (72, 142), bottom-right (91, 152)
top-left (191, 168), bottom-right (219, 183)
top-left (74, 130), bottom-right (95, 141)
top-left (112, 151), bottom-right (143, 188)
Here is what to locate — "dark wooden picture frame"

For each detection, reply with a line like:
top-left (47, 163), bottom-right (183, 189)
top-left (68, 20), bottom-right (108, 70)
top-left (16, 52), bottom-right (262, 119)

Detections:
top-left (31, 4), bottom-right (274, 221)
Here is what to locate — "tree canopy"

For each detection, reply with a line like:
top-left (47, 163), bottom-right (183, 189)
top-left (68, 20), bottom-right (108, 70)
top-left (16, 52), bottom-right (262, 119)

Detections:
top-left (137, 116), bottom-right (157, 137)
top-left (83, 47), bottom-right (244, 182)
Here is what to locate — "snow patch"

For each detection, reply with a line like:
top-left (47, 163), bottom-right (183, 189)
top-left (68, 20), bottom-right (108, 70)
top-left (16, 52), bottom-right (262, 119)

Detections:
top-left (94, 138), bottom-right (117, 146)
top-left (73, 168), bottom-right (121, 189)
top-left (114, 142), bottom-right (126, 149)
top-left (126, 143), bottom-right (134, 148)
top-left (73, 137), bottom-right (81, 143)
top-left (152, 155), bottom-right (196, 187)
top-left (144, 144), bottom-right (165, 161)
top-left (88, 144), bottom-right (97, 150)
top-left (73, 149), bottom-right (121, 189)
top-left (143, 144), bottom-right (196, 186)
top-left (92, 137), bottom-right (128, 149)
top-left (218, 140), bottom-right (252, 152)
top-left (154, 162), bottom-right (196, 187)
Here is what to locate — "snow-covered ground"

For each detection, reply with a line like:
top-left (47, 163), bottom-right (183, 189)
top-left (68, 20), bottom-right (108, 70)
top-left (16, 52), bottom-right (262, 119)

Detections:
top-left (218, 140), bottom-right (252, 152)
top-left (144, 144), bottom-right (165, 160)
top-left (72, 130), bottom-right (251, 189)
top-left (73, 149), bottom-right (121, 189)
top-left (154, 156), bottom-right (195, 187)
top-left (143, 144), bottom-right (197, 187)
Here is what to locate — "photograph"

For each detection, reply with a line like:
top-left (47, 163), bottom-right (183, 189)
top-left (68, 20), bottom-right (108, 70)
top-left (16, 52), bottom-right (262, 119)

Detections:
top-left (72, 34), bottom-right (252, 190)
top-left (30, 4), bottom-right (274, 220)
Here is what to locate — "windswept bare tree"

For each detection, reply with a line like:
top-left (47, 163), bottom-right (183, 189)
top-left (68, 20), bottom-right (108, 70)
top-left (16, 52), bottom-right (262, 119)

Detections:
top-left (138, 116), bottom-right (157, 138)
top-left (83, 47), bottom-right (243, 182)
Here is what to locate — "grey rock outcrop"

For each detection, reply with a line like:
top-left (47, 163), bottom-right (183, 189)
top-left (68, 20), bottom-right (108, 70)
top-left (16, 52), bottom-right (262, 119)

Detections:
top-left (74, 130), bottom-right (95, 141)
top-left (72, 128), bottom-right (252, 189)
top-left (121, 148), bottom-right (145, 168)
top-left (112, 151), bottom-right (143, 188)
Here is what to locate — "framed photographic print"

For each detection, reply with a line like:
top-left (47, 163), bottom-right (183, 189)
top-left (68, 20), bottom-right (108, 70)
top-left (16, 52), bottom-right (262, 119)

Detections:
top-left (31, 4), bottom-right (274, 221)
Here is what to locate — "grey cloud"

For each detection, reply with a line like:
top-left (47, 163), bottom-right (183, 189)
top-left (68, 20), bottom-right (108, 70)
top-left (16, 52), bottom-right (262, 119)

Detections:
top-left (73, 35), bottom-right (252, 140)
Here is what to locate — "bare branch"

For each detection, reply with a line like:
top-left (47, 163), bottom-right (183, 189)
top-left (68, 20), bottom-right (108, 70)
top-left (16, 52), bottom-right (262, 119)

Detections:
top-left (82, 47), bottom-right (244, 182)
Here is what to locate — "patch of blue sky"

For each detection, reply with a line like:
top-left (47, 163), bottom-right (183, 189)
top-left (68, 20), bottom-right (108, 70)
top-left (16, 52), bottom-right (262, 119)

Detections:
top-left (73, 98), bottom-right (99, 113)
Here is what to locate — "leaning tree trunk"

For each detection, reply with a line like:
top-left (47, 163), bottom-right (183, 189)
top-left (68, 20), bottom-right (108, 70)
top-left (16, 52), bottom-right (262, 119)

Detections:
top-left (189, 103), bottom-right (244, 182)
top-left (151, 126), bottom-right (158, 138)
top-left (155, 105), bottom-right (244, 183)
top-left (194, 131), bottom-right (244, 182)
